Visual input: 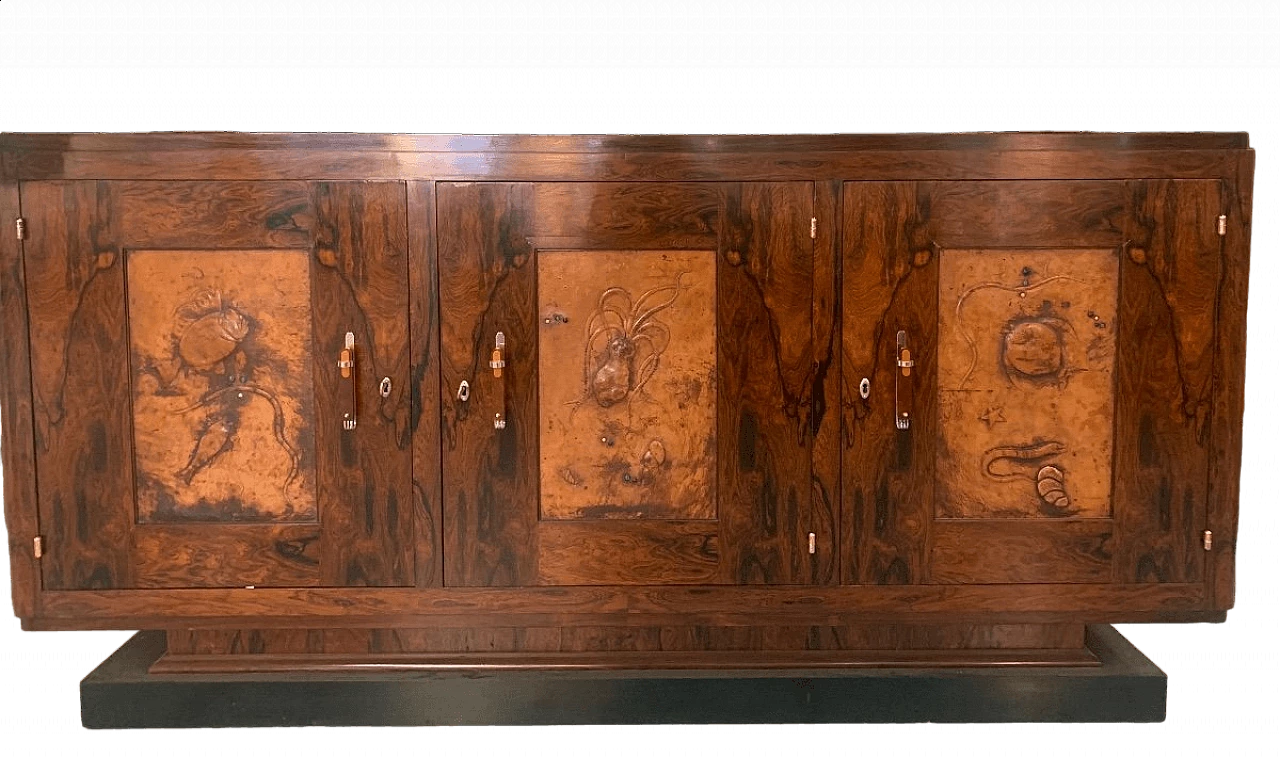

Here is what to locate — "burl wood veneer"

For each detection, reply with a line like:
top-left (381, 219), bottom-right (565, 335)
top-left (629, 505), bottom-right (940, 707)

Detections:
top-left (0, 133), bottom-right (1253, 681)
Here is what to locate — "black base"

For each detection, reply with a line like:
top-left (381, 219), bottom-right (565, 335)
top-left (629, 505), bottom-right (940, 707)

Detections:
top-left (81, 625), bottom-right (1165, 727)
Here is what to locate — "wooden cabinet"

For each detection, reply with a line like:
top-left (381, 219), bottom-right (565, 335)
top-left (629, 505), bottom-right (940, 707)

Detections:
top-left (18, 181), bottom-right (413, 590)
top-left (0, 134), bottom-right (1254, 673)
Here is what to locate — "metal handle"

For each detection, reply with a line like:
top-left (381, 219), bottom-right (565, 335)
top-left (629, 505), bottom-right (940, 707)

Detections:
top-left (895, 330), bottom-right (913, 431)
top-left (339, 331), bottom-right (357, 430)
top-left (492, 332), bottom-right (507, 429)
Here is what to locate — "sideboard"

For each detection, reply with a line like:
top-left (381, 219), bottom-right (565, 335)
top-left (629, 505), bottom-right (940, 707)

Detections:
top-left (0, 133), bottom-right (1254, 724)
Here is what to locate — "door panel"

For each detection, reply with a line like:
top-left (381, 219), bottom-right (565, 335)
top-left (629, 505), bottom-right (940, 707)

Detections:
top-left (842, 180), bottom-right (1222, 585)
top-left (22, 180), bottom-right (413, 589)
top-left (438, 182), bottom-right (818, 586)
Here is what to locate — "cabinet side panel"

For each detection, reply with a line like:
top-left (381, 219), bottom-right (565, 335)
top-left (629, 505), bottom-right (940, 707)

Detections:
top-left (1112, 180), bottom-right (1221, 583)
top-left (1209, 154), bottom-right (1254, 609)
top-left (311, 182), bottom-right (414, 586)
top-left (409, 181), bottom-right (442, 587)
top-left (23, 182), bottom-right (136, 590)
top-left (718, 183), bottom-right (815, 583)
top-left (438, 183), bottom-right (539, 586)
top-left (841, 182), bottom-right (936, 584)
top-left (0, 181), bottom-right (40, 615)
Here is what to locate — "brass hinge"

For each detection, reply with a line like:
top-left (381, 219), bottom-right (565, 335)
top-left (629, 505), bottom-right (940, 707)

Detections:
top-left (15, 217), bottom-right (26, 241)
top-left (810, 217), bottom-right (817, 239)
top-left (808, 532), bottom-right (816, 555)
top-left (1217, 215), bottom-right (1227, 236)
top-left (32, 536), bottom-right (43, 559)
top-left (1203, 530), bottom-right (1213, 551)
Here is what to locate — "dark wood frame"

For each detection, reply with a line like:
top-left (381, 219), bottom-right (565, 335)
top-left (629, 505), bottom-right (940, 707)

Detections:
top-left (0, 132), bottom-right (1253, 631)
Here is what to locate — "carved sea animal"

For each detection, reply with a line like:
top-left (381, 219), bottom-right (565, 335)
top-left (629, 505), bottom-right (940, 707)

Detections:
top-left (583, 271), bottom-right (685, 408)
top-left (174, 289), bottom-right (250, 369)
top-left (176, 418), bottom-right (235, 484)
top-left (1036, 465), bottom-right (1070, 509)
top-left (1002, 320), bottom-right (1064, 377)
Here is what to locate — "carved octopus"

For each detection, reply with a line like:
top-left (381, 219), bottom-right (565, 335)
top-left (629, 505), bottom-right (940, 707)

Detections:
top-left (582, 272), bottom-right (686, 408)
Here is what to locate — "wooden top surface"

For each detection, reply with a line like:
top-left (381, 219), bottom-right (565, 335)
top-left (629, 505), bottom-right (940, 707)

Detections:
top-left (0, 131), bottom-right (1252, 153)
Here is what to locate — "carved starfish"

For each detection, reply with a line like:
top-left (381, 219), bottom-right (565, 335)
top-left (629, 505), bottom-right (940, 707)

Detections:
top-left (978, 405), bottom-right (1006, 428)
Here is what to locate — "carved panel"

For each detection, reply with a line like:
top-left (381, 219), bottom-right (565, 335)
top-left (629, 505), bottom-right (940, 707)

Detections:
top-left (937, 249), bottom-right (1118, 519)
top-left (537, 250), bottom-right (717, 520)
top-left (127, 250), bottom-right (317, 523)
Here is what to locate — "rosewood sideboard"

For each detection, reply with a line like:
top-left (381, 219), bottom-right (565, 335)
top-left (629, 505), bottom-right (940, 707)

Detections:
top-left (0, 133), bottom-right (1254, 725)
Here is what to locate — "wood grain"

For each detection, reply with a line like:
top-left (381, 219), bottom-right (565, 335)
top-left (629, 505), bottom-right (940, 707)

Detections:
top-left (1208, 153), bottom-right (1255, 609)
top-left (30, 583), bottom-right (1211, 630)
top-left (132, 525), bottom-right (321, 588)
top-left (537, 249), bottom-right (718, 521)
top-left (841, 182), bottom-right (937, 584)
top-left (717, 183), bottom-right (815, 583)
top-left (438, 182), bottom-right (539, 586)
top-left (126, 249), bottom-right (318, 524)
top-left (0, 181), bottom-right (40, 615)
top-left (113, 182), bottom-right (315, 249)
top-left (1111, 180), bottom-right (1221, 584)
top-left (530, 183), bottom-right (721, 249)
top-left (311, 182), bottom-right (413, 587)
top-left (163, 621), bottom-right (1088, 653)
top-left (5, 149), bottom-right (1243, 185)
top-left (0, 132), bottom-right (1249, 154)
top-left (936, 248), bottom-right (1119, 520)
top-left (23, 181), bottom-right (136, 590)
top-left (408, 181), bottom-right (443, 587)
top-left (929, 521), bottom-right (1114, 584)
top-left (536, 522), bottom-right (720, 585)
top-left (808, 180), bottom-right (840, 584)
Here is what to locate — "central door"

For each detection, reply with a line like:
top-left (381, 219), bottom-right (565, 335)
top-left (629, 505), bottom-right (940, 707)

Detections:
top-left (438, 182), bottom-right (819, 586)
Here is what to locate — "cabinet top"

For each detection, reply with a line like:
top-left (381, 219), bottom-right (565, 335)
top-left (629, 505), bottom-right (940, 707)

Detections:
top-left (0, 132), bottom-right (1252, 182)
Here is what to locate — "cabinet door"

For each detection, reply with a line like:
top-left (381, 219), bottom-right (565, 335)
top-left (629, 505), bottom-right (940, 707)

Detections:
top-left (22, 181), bottom-right (413, 589)
top-left (438, 182), bottom-right (826, 585)
top-left (842, 180), bottom-right (1222, 585)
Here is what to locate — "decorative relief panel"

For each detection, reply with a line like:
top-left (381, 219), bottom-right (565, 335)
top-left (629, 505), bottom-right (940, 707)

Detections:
top-left (127, 250), bottom-right (317, 523)
top-left (538, 250), bottom-right (717, 520)
top-left (937, 249), bottom-right (1118, 519)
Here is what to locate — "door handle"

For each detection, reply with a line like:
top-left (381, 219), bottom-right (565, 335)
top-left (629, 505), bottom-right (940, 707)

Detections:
top-left (491, 331), bottom-right (507, 430)
top-left (895, 330), bottom-right (913, 431)
top-left (339, 331), bottom-right (357, 430)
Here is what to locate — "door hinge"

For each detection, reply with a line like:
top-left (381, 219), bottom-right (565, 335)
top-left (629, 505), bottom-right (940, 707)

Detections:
top-left (15, 217), bottom-right (26, 241)
top-left (810, 217), bottom-right (817, 239)
top-left (1203, 530), bottom-right (1213, 551)
top-left (808, 532), bottom-right (816, 555)
top-left (32, 536), bottom-right (43, 559)
top-left (1217, 215), bottom-right (1227, 236)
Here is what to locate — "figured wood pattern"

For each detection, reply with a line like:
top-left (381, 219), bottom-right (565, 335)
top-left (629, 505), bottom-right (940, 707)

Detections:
top-left (537, 522), bottom-right (720, 585)
top-left (717, 183), bottom-right (815, 583)
top-left (132, 525), bottom-right (321, 588)
top-left (311, 182), bottom-right (413, 587)
top-left (841, 182), bottom-right (937, 584)
top-left (937, 249), bottom-right (1118, 519)
top-left (1111, 179), bottom-right (1221, 583)
top-left (23, 181), bottom-right (136, 590)
top-left (0, 181), bottom-right (41, 614)
top-left (808, 180), bottom-right (840, 584)
top-left (439, 183), bottom-right (539, 586)
top-left (408, 181), bottom-right (443, 587)
top-left (538, 250), bottom-right (717, 521)
top-left (127, 250), bottom-right (318, 523)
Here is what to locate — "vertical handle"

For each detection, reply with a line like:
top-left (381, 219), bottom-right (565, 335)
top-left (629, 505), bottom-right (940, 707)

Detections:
top-left (490, 331), bottom-right (507, 430)
top-left (339, 332), bottom-right (357, 430)
top-left (895, 330), bottom-right (913, 431)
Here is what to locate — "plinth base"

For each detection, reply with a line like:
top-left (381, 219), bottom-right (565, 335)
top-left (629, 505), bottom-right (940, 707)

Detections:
top-left (81, 625), bottom-right (1165, 727)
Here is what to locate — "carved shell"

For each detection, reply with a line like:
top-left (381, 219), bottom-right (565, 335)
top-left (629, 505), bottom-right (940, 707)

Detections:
top-left (1035, 465), bottom-right (1070, 509)
top-left (178, 308), bottom-right (250, 368)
